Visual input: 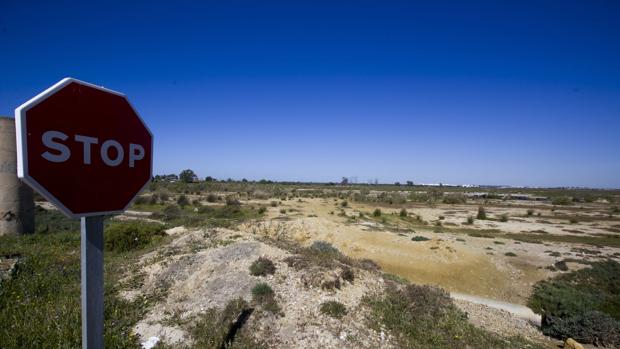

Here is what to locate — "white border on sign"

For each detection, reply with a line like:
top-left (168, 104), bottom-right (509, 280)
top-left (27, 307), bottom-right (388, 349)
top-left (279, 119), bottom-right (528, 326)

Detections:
top-left (15, 77), bottom-right (154, 219)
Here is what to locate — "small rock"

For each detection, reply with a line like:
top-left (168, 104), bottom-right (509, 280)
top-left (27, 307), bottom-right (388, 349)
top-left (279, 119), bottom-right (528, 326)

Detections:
top-left (141, 336), bottom-right (159, 349)
top-left (564, 338), bottom-right (584, 349)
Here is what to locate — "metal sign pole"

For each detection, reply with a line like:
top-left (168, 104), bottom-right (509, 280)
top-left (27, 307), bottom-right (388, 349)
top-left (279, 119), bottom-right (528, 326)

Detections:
top-left (81, 215), bottom-right (104, 349)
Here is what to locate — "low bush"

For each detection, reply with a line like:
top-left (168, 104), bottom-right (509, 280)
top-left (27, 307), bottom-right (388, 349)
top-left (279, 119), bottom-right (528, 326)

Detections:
top-left (504, 252), bottom-right (517, 257)
top-left (341, 201), bottom-right (348, 207)
top-left (373, 208), bottom-right (382, 217)
top-left (529, 260), bottom-right (620, 346)
top-left (527, 209), bottom-right (535, 216)
top-left (443, 194), bottom-right (466, 204)
top-left (552, 196), bottom-right (572, 206)
top-left (162, 204), bottom-right (183, 220)
top-left (411, 236), bottom-right (430, 242)
top-left (320, 301), bottom-right (347, 319)
top-left (542, 311), bottom-right (619, 346)
top-left (191, 298), bottom-right (266, 349)
top-left (400, 208), bottom-right (407, 217)
top-left (364, 284), bottom-right (542, 348)
top-left (177, 194), bottom-right (190, 207)
top-left (252, 282), bottom-right (274, 299)
top-left (466, 215), bottom-right (474, 224)
top-left (249, 257), bottom-right (276, 276)
top-left (477, 206), bottom-right (487, 220)
top-left (134, 195), bottom-right (149, 205)
top-left (251, 283), bottom-right (280, 314)
top-left (104, 221), bottom-right (166, 253)
top-left (206, 194), bottom-right (218, 203)
top-left (554, 260), bottom-right (568, 271)
top-left (258, 206), bottom-right (266, 214)
top-left (499, 214), bottom-right (508, 222)
top-left (340, 267), bottom-right (355, 283)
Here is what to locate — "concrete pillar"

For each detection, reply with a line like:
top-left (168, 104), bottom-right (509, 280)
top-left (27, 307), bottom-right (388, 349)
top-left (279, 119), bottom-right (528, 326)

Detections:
top-left (0, 116), bottom-right (34, 235)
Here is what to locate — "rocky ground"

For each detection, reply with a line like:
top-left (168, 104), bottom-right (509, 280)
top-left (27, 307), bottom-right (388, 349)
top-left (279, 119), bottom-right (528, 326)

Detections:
top-left (118, 224), bottom-right (559, 348)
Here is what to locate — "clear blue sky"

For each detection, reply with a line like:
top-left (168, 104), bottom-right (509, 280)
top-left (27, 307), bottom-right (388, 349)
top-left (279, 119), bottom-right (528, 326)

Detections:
top-left (1, 1), bottom-right (619, 188)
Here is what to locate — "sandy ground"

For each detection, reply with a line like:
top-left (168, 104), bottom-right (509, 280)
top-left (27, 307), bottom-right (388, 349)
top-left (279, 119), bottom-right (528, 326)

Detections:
top-left (251, 198), bottom-right (619, 305)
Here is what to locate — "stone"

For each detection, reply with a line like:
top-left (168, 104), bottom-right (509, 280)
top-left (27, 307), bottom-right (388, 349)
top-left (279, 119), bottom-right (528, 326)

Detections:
top-left (564, 338), bottom-right (584, 349)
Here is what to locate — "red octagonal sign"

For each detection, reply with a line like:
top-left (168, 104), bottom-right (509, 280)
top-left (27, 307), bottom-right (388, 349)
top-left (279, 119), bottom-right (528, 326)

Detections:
top-left (15, 78), bottom-right (153, 218)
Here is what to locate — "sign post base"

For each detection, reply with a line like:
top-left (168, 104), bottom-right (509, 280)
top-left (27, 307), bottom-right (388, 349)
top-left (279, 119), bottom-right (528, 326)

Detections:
top-left (81, 216), bottom-right (104, 349)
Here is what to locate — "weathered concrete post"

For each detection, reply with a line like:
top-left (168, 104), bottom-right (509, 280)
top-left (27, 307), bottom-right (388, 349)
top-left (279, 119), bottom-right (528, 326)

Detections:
top-left (0, 116), bottom-right (34, 235)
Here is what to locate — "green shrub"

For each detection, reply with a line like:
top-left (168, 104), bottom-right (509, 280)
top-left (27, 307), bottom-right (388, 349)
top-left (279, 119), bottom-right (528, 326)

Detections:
top-left (104, 222), bottom-right (166, 252)
top-left (251, 283), bottom-right (280, 314)
top-left (499, 214), bottom-right (508, 222)
top-left (364, 284), bottom-right (543, 348)
top-left (252, 282), bottom-right (274, 299)
top-left (466, 216), bottom-right (474, 224)
top-left (554, 260), bottom-right (568, 271)
top-left (249, 257), bottom-right (276, 276)
top-left (162, 204), bottom-right (183, 220)
top-left (134, 195), bottom-right (149, 205)
top-left (225, 196), bottom-right (241, 206)
top-left (310, 240), bottom-right (339, 254)
top-left (191, 298), bottom-right (266, 349)
top-left (279, 209), bottom-right (286, 214)
top-left (411, 236), bottom-right (430, 242)
top-left (270, 201), bottom-right (278, 207)
top-left (148, 195), bottom-right (159, 205)
top-left (192, 199), bottom-right (202, 207)
top-left (569, 217), bottom-right (579, 224)
top-left (443, 194), bottom-right (466, 204)
top-left (504, 252), bottom-right (517, 257)
top-left (552, 196), bottom-right (572, 206)
top-left (477, 206), bottom-right (487, 220)
top-left (340, 267), bottom-right (355, 283)
top-left (341, 201), bottom-right (348, 207)
top-left (373, 208), bottom-right (382, 217)
top-left (529, 260), bottom-right (620, 345)
top-left (177, 194), bottom-right (190, 207)
top-left (399, 208), bottom-right (407, 217)
top-left (258, 206), bottom-right (266, 214)
top-left (320, 301), bottom-right (347, 319)
top-left (527, 209), bottom-right (535, 216)
top-left (206, 194), bottom-right (218, 203)
top-left (542, 311), bottom-right (619, 346)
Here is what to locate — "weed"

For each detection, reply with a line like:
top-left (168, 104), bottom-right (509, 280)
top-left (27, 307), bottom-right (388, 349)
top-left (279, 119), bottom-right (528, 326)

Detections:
top-left (320, 301), bottom-right (347, 319)
top-left (477, 206), bottom-right (487, 220)
top-left (177, 194), bottom-right (190, 208)
top-left (340, 267), bottom-right (355, 283)
top-left (364, 284), bottom-right (544, 348)
top-left (105, 221), bottom-right (166, 253)
top-left (191, 298), bottom-right (266, 349)
top-left (400, 208), bottom-right (407, 217)
top-left (251, 283), bottom-right (281, 314)
top-left (411, 236), bottom-right (430, 242)
top-left (373, 208), bottom-right (382, 217)
top-left (505, 252), bottom-right (517, 257)
top-left (249, 257), bottom-right (276, 276)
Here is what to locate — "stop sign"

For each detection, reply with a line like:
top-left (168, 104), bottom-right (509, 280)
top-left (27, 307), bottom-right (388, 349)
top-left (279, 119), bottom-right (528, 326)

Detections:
top-left (15, 78), bottom-right (153, 218)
